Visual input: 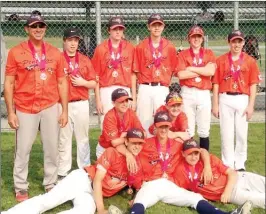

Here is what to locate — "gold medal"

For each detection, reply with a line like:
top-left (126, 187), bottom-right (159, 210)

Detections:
top-left (195, 77), bottom-right (202, 83)
top-left (233, 82), bottom-right (238, 89)
top-left (40, 73), bottom-right (47, 80)
top-left (112, 70), bottom-right (118, 78)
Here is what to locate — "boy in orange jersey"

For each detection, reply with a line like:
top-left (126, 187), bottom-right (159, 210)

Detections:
top-left (133, 14), bottom-right (177, 135)
top-left (212, 30), bottom-right (261, 171)
top-left (92, 16), bottom-right (136, 129)
top-left (2, 128), bottom-right (146, 214)
top-left (174, 138), bottom-right (264, 209)
top-left (148, 92), bottom-right (190, 141)
top-left (96, 88), bottom-right (145, 174)
top-left (58, 28), bottom-right (97, 179)
top-left (4, 11), bottom-right (68, 200)
top-left (176, 25), bottom-right (216, 151)
top-left (130, 111), bottom-right (252, 214)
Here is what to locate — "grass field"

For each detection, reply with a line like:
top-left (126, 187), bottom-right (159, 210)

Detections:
top-left (1, 123), bottom-right (265, 213)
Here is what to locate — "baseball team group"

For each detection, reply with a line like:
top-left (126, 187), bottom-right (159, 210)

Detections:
top-left (3, 10), bottom-right (265, 214)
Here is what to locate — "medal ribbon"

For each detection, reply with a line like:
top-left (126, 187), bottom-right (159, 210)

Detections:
top-left (155, 137), bottom-right (170, 174)
top-left (28, 40), bottom-right (46, 72)
top-left (115, 109), bottom-right (126, 133)
top-left (149, 37), bottom-right (163, 68)
top-left (108, 39), bottom-right (123, 69)
top-left (228, 52), bottom-right (244, 81)
top-left (63, 51), bottom-right (79, 76)
top-left (189, 47), bottom-right (204, 67)
top-left (184, 162), bottom-right (200, 192)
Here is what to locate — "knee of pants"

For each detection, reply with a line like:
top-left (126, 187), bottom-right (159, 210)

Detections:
top-left (192, 193), bottom-right (205, 209)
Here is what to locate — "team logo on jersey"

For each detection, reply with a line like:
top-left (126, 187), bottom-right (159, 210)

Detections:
top-left (48, 68), bottom-right (53, 74)
top-left (108, 131), bottom-right (117, 137)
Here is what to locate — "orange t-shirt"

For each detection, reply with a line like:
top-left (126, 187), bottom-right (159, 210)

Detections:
top-left (5, 41), bottom-right (65, 113)
top-left (213, 52), bottom-right (260, 95)
top-left (174, 154), bottom-right (229, 201)
top-left (62, 52), bottom-right (96, 101)
top-left (138, 137), bottom-right (183, 183)
top-left (99, 108), bottom-right (144, 148)
top-left (176, 48), bottom-right (216, 90)
top-left (84, 147), bottom-right (128, 197)
top-left (91, 39), bottom-right (134, 88)
top-left (133, 37), bottom-right (177, 86)
top-left (149, 105), bottom-right (188, 135)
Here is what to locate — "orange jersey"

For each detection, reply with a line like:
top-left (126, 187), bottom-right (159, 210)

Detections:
top-left (138, 137), bottom-right (183, 183)
top-left (84, 147), bottom-right (128, 197)
top-left (148, 105), bottom-right (188, 135)
top-left (99, 108), bottom-right (144, 148)
top-left (133, 37), bottom-right (177, 86)
top-left (91, 39), bottom-right (134, 88)
top-left (176, 48), bottom-right (216, 90)
top-left (213, 52), bottom-right (260, 95)
top-left (62, 52), bottom-right (96, 101)
top-left (5, 41), bottom-right (64, 113)
top-left (174, 154), bottom-right (229, 201)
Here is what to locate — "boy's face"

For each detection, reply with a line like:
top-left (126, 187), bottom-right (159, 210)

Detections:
top-left (109, 26), bottom-right (124, 41)
top-left (156, 125), bottom-right (169, 139)
top-left (126, 141), bottom-right (144, 156)
top-left (148, 22), bottom-right (164, 37)
top-left (229, 38), bottom-right (245, 54)
top-left (114, 99), bottom-right (129, 113)
top-left (182, 151), bottom-right (200, 166)
top-left (166, 103), bottom-right (182, 117)
top-left (189, 34), bottom-right (203, 49)
top-left (64, 37), bottom-right (79, 54)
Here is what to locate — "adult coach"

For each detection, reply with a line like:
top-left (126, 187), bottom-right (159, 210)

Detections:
top-left (134, 14), bottom-right (177, 134)
top-left (58, 28), bottom-right (96, 179)
top-left (2, 128), bottom-right (146, 214)
top-left (4, 11), bottom-right (68, 201)
top-left (176, 25), bottom-right (216, 150)
top-left (92, 16), bottom-right (136, 128)
top-left (212, 30), bottom-right (261, 170)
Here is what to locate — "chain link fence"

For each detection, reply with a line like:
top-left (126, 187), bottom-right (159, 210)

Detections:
top-left (1, 1), bottom-right (265, 127)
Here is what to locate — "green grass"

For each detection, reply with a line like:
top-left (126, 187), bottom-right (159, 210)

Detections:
top-left (1, 123), bottom-right (265, 213)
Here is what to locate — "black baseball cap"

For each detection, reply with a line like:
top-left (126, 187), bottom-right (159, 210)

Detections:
top-left (183, 139), bottom-right (201, 155)
top-left (154, 111), bottom-right (172, 128)
top-left (127, 128), bottom-right (145, 143)
top-left (148, 14), bottom-right (165, 25)
top-left (228, 30), bottom-right (244, 42)
top-left (108, 16), bottom-right (125, 30)
top-left (111, 88), bottom-right (133, 103)
top-left (63, 28), bottom-right (81, 39)
top-left (25, 12), bottom-right (47, 27)
top-left (165, 92), bottom-right (183, 106)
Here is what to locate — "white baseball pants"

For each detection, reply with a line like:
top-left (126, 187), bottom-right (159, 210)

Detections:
top-left (181, 86), bottom-right (211, 138)
top-left (230, 171), bottom-right (265, 209)
top-left (3, 169), bottom-right (95, 214)
top-left (14, 104), bottom-right (60, 192)
top-left (136, 84), bottom-right (169, 136)
top-left (134, 178), bottom-right (204, 209)
top-left (219, 93), bottom-right (249, 170)
top-left (58, 100), bottom-right (90, 176)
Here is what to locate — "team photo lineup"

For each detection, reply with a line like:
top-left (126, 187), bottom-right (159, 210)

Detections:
top-left (2, 10), bottom-right (265, 214)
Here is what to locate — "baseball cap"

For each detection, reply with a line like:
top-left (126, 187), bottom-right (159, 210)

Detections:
top-left (111, 88), bottom-right (133, 103)
top-left (154, 111), bottom-right (172, 128)
top-left (228, 30), bottom-right (244, 42)
top-left (108, 17), bottom-right (125, 30)
top-left (183, 139), bottom-right (201, 155)
top-left (127, 128), bottom-right (145, 143)
top-left (148, 14), bottom-right (165, 26)
top-left (25, 12), bottom-right (47, 27)
top-left (165, 92), bottom-right (183, 106)
top-left (63, 28), bottom-right (81, 39)
top-left (188, 25), bottom-right (204, 38)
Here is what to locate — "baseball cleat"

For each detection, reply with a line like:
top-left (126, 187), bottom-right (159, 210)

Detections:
top-left (108, 205), bottom-right (123, 214)
top-left (230, 200), bottom-right (253, 214)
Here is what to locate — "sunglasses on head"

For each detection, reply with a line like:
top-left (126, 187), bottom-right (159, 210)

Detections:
top-left (29, 23), bottom-right (46, 29)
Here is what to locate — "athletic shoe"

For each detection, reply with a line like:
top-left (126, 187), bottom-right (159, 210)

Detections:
top-left (230, 200), bottom-right (253, 214)
top-left (15, 190), bottom-right (29, 202)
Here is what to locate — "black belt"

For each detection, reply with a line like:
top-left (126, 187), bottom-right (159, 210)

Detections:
top-left (142, 82), bottom-right (167, 87)
top-left (226, 92), bottom-right (243, 96)
top-left (69, 99), bottom-right (83, 103)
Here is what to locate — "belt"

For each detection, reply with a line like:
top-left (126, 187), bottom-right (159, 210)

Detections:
top-left (69, 99), bottom-right (83, 103)
top-left (226, 92), bottom-right (243, 96)
top-left (142, 82), bottom-right (167, 87)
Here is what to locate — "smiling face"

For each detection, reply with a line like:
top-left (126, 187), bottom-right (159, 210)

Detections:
top-left (166, 103), bottom-right (182, 118)
top-left (182, 151), bottom-right (200, 166)
top-left (156, 125), bottom-right (169, 140)
top-left (25, 22), bottom-right (47, 42)
top-left (114, 99), bottom-right (129, 113)
top-left (148, 22), bottom-right (165, 38)
top-left (229, 38), bottom-right (245, 55)
top-left (109, 26), bottom-right (124, 41)
top-left (64, 37), bottom-right (79, 55)
top-left (126, 141), bottom-right (144, 156)
top-left (189, 34), bottom-right (204, 49)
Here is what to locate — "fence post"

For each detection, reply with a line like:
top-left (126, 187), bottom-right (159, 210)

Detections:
top-left (234, 1), bottom-right (239, 30)
top-left (95, 1), bottom-right (102, 45)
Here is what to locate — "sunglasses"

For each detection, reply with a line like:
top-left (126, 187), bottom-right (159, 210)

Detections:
top-left (29, 23), bottom-right (46, 29)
